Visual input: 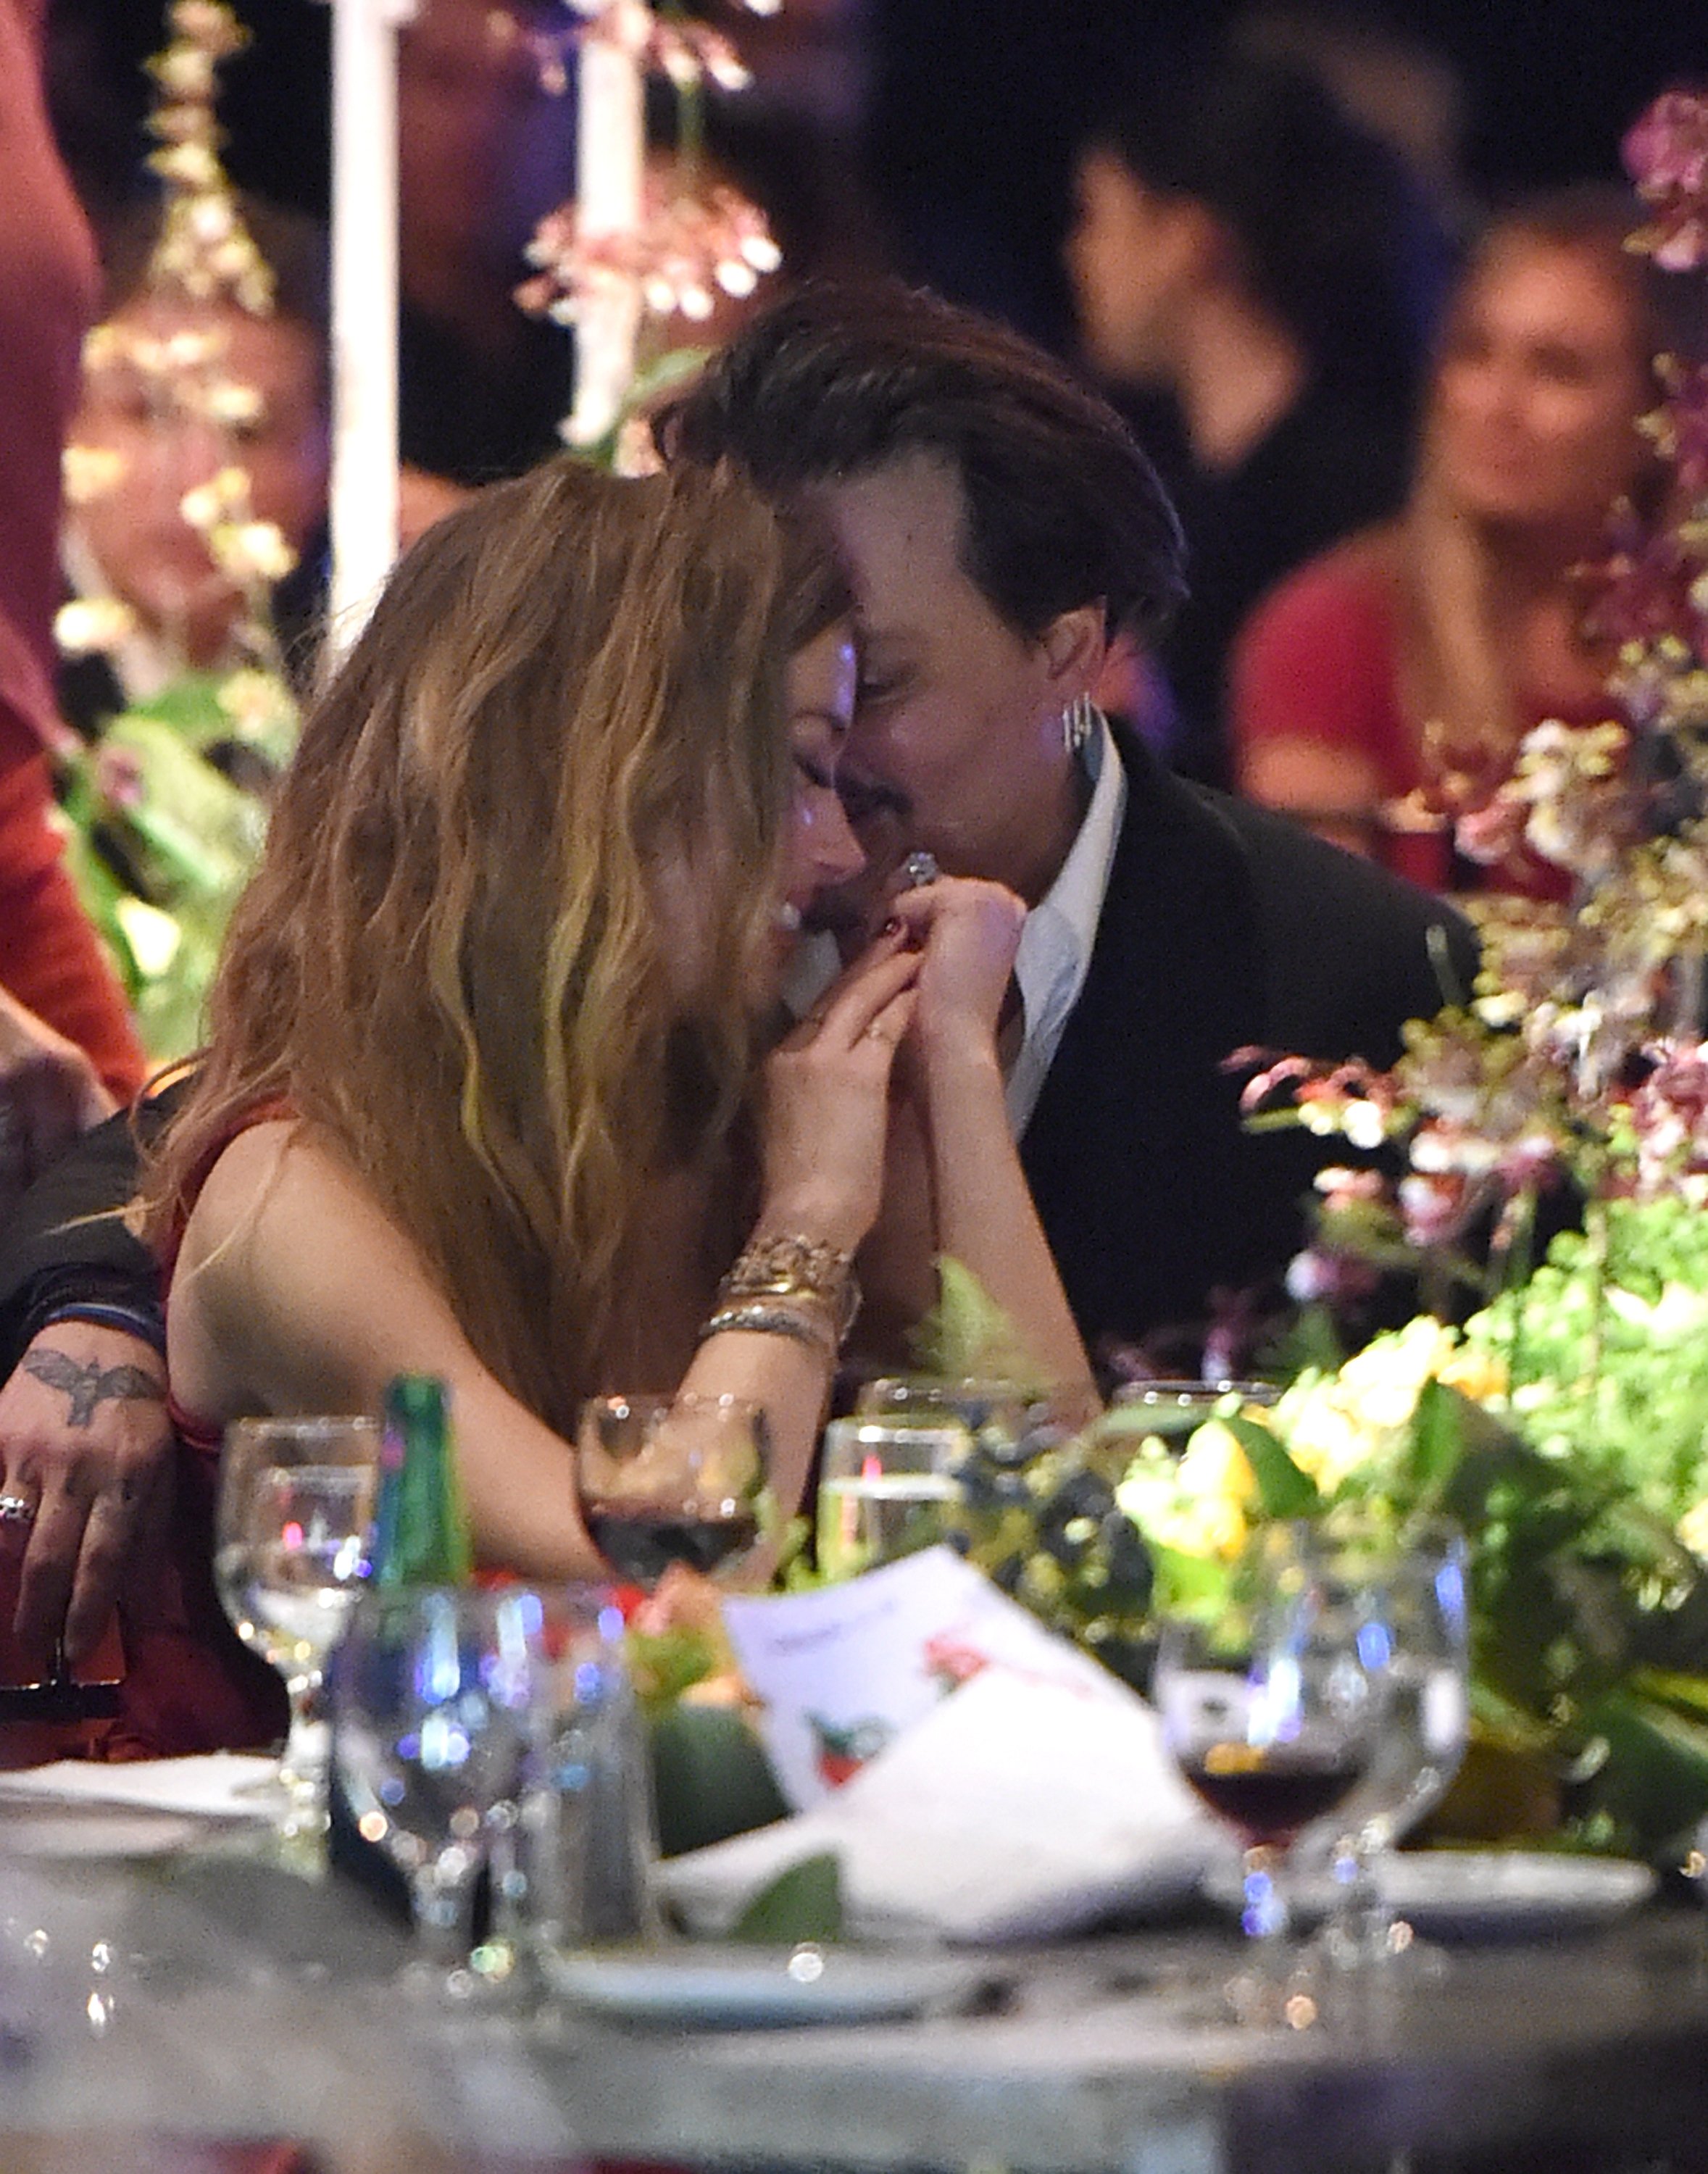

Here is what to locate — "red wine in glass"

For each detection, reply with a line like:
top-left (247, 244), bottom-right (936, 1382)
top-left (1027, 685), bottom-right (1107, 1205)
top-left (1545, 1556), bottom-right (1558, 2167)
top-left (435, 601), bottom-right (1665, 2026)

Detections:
top-left (583, 1503), bottom-right (760, 1583)
top-left (1180, 1746), bottom-right (1368, 1849)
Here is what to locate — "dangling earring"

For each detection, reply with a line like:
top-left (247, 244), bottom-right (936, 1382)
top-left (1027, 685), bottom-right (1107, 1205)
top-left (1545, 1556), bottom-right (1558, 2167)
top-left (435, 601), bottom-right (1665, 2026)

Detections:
top-left (1060, 690), bottom-right (1097, 758)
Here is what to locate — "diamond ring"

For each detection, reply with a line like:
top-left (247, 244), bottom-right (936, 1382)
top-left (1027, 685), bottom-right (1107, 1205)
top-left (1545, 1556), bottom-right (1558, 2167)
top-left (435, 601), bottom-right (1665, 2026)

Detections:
top-left (901, 850), bottom-right (939, 888)
top-left (0, 1494), bottom-right (36, 1526)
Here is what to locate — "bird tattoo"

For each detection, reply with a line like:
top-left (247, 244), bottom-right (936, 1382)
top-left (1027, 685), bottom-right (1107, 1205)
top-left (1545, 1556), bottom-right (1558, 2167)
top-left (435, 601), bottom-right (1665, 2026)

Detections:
top-left (22, 1346), bottom-right (165, 1429)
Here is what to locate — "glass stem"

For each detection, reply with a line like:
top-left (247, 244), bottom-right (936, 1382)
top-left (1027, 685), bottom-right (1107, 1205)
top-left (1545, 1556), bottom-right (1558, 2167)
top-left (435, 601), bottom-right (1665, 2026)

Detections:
top-left (1241, 1843), bottom-right (1291, 1944)
top-left (1330, 1823), bottom-right (1394, 1967)
top-left (409, 1849), bottom-right (483, 1981)
top-left (278, 1672), bottom-right (329, 1809)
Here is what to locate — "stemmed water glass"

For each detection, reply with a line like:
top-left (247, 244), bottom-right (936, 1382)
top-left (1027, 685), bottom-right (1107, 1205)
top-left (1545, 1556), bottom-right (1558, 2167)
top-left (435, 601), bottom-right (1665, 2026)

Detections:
top-left (331, 1583), bottom-right (546, 1998)
top-left (212, 1415), bottom-right (382, 1836)
top-left (575, 1393), bottom-right (770, 1586)
top-left (1312, 1517), bottom-right (1470, 1971)
top-left (1152, 1522), bottom-right (1390, 2026)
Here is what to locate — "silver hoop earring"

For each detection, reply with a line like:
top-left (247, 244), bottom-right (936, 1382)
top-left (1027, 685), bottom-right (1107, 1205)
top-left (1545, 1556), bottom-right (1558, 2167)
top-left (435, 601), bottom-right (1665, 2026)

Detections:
top-left (1061, 691), bottom-right (1097, 758)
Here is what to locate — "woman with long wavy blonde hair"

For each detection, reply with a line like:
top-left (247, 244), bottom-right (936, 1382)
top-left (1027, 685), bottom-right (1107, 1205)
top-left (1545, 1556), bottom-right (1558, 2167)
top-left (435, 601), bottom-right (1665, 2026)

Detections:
top-left (148, 453), bottom-right (1090, 1582)
top-left (1231, 187), bottom-right (1661, 896)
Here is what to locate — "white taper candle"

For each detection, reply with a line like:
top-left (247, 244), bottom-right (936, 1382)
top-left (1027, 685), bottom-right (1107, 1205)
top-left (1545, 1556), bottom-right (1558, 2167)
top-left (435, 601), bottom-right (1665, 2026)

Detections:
top-left (567, 9), bottom-right (646, 448)
top-left (327, 0), bottom-right (415, 651)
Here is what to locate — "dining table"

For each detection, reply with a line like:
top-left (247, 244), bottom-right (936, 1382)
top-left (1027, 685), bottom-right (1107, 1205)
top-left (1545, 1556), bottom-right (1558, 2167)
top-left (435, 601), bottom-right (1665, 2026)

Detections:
top-left (1, 1803), bottom-right (1707, 2174)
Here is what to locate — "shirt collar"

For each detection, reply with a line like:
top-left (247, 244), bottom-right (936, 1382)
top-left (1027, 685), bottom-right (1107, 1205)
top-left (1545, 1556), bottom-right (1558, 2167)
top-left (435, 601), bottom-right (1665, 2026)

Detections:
top-left (1007, 712), bottom-right (1127, 1132)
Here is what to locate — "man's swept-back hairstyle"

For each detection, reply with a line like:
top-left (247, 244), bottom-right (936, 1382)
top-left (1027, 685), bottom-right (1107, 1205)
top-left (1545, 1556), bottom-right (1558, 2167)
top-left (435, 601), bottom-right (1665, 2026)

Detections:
top-left (146, 454), bottom-right (849, 1430)
top-left (657, 280), bottom-right (1186, 647)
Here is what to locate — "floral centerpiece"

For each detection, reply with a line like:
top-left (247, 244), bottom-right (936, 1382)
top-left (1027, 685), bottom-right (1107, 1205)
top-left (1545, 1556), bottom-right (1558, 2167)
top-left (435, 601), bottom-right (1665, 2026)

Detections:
top-left (948, 88), bottom-right (1708, 1865)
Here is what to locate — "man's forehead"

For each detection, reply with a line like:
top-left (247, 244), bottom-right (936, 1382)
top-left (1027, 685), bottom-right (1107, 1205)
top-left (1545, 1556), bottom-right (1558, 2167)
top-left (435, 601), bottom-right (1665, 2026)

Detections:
top-left (812, 452), bottom-right (975, 619)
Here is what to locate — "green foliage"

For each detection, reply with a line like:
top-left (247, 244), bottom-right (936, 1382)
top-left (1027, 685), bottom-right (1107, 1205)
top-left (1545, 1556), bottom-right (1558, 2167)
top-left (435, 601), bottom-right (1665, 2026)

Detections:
top-left (909, 1256), bottom-right (1055, 1392)
top-left (727, 1852), bottom-right (843, 1945)
top-left (1465, 1195), bottom-right (1708, 1525)
top-left (57, 666), bottom-right (297, 1063)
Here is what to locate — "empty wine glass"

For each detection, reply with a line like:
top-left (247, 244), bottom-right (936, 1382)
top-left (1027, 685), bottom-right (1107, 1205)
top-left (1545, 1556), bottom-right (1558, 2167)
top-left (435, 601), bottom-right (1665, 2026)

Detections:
top-left (1312, 1517), bottom-right (1469, 1973)
top-left (1153, 1522), bottom-right (1389, 2028)
top-left (331, 1583), bottom-right (546, 1999)
top-left (576, 1393), bottom-right (769, 1586)
top-left (213, 1415), bottom-right (381, 1835)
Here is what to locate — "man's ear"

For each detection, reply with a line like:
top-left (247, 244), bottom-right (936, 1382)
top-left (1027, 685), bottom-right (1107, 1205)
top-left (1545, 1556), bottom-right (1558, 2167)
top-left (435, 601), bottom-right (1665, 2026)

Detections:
top-left (1038, 603), bottom-right (1109, 704)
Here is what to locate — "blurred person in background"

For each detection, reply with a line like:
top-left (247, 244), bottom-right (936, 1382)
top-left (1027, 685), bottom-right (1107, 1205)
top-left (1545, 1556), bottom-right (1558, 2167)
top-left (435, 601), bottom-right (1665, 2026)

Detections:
top-left (59, 193), bottom-right (331, 724)
top-left (1067, 43), bottom-right (1449, 788)
top-left (0, 0), bottom-right (146, 1215)
top-left (1230, 188), bottom-right (1658, 899)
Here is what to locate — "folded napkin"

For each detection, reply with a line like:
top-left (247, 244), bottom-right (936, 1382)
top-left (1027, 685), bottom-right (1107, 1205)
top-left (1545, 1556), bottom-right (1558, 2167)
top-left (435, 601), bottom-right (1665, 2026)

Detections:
top-left (720, 1544), bottom-right (1127, 1809)
top-left (0, 1753), bottom-right (279, 1820)
top-left (661, 1665), bottom-right (1218, 1945)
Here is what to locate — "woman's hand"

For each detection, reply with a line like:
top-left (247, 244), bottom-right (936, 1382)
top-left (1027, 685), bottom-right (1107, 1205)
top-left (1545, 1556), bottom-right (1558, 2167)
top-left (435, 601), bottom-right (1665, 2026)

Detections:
top-left (886, 877), bottom-right (1025, 1059)
top-left (758, 932), bottom-right (920, 1250)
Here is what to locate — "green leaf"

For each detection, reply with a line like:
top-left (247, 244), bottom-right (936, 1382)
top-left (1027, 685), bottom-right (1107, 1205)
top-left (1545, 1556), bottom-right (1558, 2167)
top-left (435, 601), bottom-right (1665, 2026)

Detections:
top-left (649, 1702), bottom-right (791, 1859)
top-left (726, 1852), bottom-right (843, 1945)
top-left (1575, 1687), bottom-right (1708, 1859)
top-left (1221, 1412), bottom-right (1320, 1519)
top-left (1148, 1541), bottom-right (1233, 1618)
top-left (907, 1256), bottom-right (1049, 1391)
top-left (1406, 1375), bottom-right (1467, 1499)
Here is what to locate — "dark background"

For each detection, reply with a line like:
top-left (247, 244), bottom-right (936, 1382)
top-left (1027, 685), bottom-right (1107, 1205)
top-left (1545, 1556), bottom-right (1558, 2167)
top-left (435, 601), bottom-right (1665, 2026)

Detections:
top-left (46, 0), bottom-right (1708, 357)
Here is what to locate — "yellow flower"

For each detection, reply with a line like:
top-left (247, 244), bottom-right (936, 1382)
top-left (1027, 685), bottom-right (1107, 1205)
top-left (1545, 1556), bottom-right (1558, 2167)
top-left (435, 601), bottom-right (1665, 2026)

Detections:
top-left (1438, 1346), bottom-right (1508, 1404)
top-left (54, 597), bottom-right (137, 657)
top-left (1679, 1499), bottom-right (1708, 1562)
top-left (1336, 1315), bottom-right (1459, 1431)
top-left (1171, 1421), bottom-right (1257, 1561)
top-left (62, 443), bottom-right (126, 505)
top-left (1281, 1394), bottom-right (1370, 1493)
top-left (210, 519), bottom-right (296, 584)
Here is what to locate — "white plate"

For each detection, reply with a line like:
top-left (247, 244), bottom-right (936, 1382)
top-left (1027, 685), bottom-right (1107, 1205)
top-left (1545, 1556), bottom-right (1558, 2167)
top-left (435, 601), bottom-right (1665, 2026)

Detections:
top-left (1205, 1850), bottom-right (1654, 1939)
top-left (0, 1807), bottom-right (211, 1859)
top-left (1375, 1852), bottom-right (1654, 1940)
top-left (543, 1944), bottom-right (1000, 2028)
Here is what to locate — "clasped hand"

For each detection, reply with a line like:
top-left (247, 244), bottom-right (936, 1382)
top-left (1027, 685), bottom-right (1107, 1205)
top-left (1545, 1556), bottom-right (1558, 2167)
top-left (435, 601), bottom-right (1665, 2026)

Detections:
top-left (759, 875), bottom-right (1024, 1247)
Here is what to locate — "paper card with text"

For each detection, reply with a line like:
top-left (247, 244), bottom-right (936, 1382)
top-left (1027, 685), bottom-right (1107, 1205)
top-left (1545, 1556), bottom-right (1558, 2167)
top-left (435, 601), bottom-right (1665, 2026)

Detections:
top-left (720, 1544), bottom-right (1119, 1808)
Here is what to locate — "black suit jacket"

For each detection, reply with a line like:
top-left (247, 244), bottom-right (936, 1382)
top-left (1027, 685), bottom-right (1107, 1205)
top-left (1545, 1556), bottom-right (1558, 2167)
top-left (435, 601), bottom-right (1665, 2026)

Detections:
top-left (1020, 730), bottom-right (1475, 1356)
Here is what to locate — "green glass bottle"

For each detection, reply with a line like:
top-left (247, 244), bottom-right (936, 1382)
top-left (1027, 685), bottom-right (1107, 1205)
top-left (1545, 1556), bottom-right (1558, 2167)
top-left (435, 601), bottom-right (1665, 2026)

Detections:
top-left (370, 1373), bottom-right (474, 1588)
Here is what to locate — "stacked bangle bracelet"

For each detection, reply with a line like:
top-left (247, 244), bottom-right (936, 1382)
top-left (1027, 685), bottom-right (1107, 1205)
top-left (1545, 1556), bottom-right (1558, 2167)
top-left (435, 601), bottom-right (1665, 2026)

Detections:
top-left (695, 1231), bottom-right (861, 1362)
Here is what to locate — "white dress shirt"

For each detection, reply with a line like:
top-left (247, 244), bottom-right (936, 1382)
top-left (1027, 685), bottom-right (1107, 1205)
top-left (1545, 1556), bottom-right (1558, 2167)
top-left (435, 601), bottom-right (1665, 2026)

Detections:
top-left (1005, 714), bottom-right (1125, 1134)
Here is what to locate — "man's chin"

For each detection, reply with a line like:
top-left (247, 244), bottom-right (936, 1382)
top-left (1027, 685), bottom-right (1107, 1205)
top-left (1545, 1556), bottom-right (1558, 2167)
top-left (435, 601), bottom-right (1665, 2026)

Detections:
top-left (804, 893), bottom-right (875, 960)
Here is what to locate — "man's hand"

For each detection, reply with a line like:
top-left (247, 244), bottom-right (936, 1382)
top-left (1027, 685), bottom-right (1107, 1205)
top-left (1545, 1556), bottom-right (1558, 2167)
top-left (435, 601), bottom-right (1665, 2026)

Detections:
top-left (0, 1322), bottom-right (173, 1672)
top-left (0, 985), bottom-right (117, 1223)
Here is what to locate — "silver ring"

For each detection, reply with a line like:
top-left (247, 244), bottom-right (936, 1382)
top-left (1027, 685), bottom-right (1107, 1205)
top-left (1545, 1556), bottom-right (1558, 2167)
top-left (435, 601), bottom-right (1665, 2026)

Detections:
top-left (901, 850), bottom-right (939, 889)
top-left (0, 1494), bottom-right (36, 1527)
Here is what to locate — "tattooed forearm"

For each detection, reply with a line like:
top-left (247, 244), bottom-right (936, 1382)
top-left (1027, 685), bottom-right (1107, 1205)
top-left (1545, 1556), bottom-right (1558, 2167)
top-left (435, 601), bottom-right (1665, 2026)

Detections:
top-left (22, 1346), bottom-right (167, 1429)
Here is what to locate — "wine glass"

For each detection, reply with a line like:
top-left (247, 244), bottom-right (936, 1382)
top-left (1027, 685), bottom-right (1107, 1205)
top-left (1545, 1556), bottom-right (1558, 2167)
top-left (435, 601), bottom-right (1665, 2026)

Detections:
top-left (1310, 1517), bottom-right (1470, 1972)
top-left (575, 1393), bottom-right (769, 1586)
top-left (213, 1415), bottom-right (382, 1834)
top-left (1104, 1380), bottom-right (1280, 1449)
top-left (815, 1415), bottom-right (971, 1580)
top-left (1153, 1523), bottom-right (1388, 2027)
top-left (331, 1582), bottom-right (547, 1999)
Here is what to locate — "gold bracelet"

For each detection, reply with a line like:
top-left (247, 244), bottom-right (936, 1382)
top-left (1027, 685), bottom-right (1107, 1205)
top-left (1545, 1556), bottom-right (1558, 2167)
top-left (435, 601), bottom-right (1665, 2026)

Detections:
top-left (719, 1233), bottom-right (860, 1343)
top-left (698, 1300), bottom-right (837, 1362)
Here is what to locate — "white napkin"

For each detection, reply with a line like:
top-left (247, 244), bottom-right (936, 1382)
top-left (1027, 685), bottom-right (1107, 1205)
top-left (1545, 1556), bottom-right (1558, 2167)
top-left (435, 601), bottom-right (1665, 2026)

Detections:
top-left (661, 1665), bottom-right (1218, 1945)
top-left (0, 1753), bottom-right (279, 1820)
top-left (720, 1545), bottom-right (1126, 1809)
